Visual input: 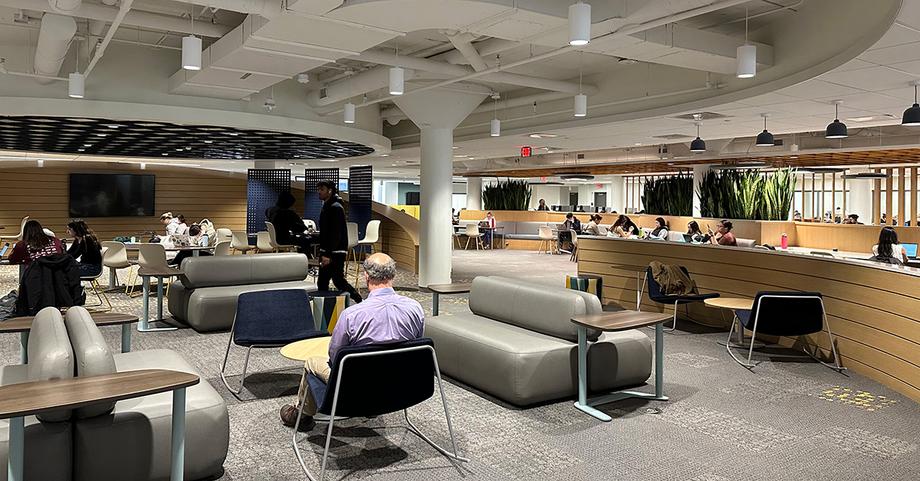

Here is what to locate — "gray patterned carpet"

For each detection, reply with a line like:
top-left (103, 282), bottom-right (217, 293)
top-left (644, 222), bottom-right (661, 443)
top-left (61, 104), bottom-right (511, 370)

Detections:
top-left (1, 250), bottom-right (918, 481)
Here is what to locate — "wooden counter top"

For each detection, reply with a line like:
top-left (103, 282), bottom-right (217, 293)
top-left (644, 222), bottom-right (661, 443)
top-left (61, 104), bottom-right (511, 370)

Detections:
top-left (577, 235), bottom-right (920, 403)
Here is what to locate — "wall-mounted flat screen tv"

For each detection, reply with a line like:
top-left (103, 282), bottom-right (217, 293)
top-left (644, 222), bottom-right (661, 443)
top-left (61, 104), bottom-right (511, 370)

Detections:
top-left (69, 173), bottom-right (155, 217)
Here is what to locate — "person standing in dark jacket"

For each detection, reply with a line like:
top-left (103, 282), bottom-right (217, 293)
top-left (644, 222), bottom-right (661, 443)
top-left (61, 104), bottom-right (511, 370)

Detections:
top-left (316, 180), bottom-right (362, 303)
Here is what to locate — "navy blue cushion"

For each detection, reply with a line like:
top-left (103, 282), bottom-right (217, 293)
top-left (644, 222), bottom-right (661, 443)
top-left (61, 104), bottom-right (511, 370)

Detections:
top-left (233, 289), bottom-right (325, 346)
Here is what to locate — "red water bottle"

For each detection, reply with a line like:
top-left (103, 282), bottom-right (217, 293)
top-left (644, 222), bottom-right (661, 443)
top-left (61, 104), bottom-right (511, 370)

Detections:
top-left (781, 233), bottom-right (788, 250)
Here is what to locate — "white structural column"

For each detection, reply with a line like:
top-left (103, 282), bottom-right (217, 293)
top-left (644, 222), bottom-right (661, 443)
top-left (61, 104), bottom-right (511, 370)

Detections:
top-left (467, 177), bottom-right (482, 210)
top-left (847, 167), bottom-right (873, 224)
top-left (394, 88), bottom-right (486, 287)
top-left (692, 164), bottom-right (711, 218)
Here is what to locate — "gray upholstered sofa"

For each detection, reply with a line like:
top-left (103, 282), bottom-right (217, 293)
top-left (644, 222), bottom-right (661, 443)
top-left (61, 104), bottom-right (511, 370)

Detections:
top-left (425, 276), bottom-right (652, 406)
top-left (0, 307), bottom-right (229, 481)
top-left (168, 252), bottom-right (315, 332)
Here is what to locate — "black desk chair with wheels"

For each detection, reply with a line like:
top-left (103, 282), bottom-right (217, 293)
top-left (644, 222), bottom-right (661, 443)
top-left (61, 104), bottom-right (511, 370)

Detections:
top-left (638, 266), bottom-right (719, 332)
top-left (292, 338), bottom-right (468, 481)
top-left (727, 291), bottom-right (845, 371)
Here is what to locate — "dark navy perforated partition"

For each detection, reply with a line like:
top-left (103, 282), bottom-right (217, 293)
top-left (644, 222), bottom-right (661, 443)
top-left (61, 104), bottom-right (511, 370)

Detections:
top-left (348, 165), bottom-right (373, 248)
top-left (304, 168), bottom-right (339, 222)
top-left (247, 169), bottom-right (291, 236)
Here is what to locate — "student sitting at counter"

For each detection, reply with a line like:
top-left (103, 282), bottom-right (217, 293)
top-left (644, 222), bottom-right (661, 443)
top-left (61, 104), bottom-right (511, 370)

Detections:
top-left (686, 221), bottom-right (706, 243)
top-left (608, 215), bottom-right (637, 238)
top-left (645, 217), bottom-right (670, 240)
top-left (8, 220), bottom-right (64, 265)
top-left (843, 214), bottom-right (862, 224)
top-left (871, 226), bottom-right (909, 265)
top-left (583, 214), bottom-right (603, 235)
top-left (708, 220), bottom-right (737, 246)
top-left (563, 213), bottom-right (582, 233)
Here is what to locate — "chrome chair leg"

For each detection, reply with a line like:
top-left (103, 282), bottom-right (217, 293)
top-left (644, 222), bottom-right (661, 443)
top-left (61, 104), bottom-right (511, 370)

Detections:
top-left (662, 300), bottom-right (679, 332)
top-left (803, 309), bottom-right (847, 372)
top-left (404, 352), bottom-right (469, 463)
top-left (725, 318), bottom-right (758, 369)
top-left (219, 328), bottom-right (251, 395)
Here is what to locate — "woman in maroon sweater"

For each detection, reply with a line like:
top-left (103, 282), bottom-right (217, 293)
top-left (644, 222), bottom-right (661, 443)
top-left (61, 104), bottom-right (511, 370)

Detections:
top-left (8, 220), bottom-right (63, 265)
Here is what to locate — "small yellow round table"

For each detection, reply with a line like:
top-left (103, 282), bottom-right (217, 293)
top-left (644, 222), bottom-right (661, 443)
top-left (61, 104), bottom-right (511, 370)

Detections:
top-left (280, 337), bottom-right (331, 362)
top-left (703, 297), bottom-right (753, 311)
top-left (704, 297), bottom-right (753, 345)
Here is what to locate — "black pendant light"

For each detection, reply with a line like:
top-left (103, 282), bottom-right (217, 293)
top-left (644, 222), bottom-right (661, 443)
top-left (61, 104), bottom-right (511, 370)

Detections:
top-left (902, 81), bottom-right (920, 126)
top-left (755, 113), bottom-right (774, 146)
top-left (690, 115), bottom-right (706, 152)
top-left (825, 100), bottom-right (848, 138)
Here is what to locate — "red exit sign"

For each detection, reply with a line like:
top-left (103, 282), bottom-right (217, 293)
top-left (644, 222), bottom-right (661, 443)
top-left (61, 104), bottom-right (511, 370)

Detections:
top-left (520, 146), bottom-right (532, 157)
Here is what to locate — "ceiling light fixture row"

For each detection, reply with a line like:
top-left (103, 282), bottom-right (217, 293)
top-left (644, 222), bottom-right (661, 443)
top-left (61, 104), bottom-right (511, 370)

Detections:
top-left (490, 92), bottom-right (501, 137)
top-left (389, 39), bottom-right (404, 95)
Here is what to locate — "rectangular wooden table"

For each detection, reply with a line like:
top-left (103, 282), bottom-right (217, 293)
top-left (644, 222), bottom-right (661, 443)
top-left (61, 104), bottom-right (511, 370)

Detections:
top-left (570, 310), bottom-right (673, 422)
top-left (0, 312), bottom-right (139, 363)
top-left (0, 369), bottom-right (199, 481)
top-left (427, 282), bottom-right (472, 316)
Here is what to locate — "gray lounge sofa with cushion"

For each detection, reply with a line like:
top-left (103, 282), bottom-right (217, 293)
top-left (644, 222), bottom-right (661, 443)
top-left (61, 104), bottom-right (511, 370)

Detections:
top-left (168, 252), bottom-right (315, 332)
top-left (425, 276), bottom-right (652, 406)
top-left (0, 307), bottom-right (229, 481)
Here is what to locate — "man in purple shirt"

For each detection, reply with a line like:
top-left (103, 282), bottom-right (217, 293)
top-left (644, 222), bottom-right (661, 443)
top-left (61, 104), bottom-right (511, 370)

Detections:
top-left (280, 252), bottom-right (424, 429)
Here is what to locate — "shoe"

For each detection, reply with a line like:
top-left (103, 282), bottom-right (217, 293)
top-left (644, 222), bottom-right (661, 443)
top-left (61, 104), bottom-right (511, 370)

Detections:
top-left (280, 404), bottom-right (315, 432)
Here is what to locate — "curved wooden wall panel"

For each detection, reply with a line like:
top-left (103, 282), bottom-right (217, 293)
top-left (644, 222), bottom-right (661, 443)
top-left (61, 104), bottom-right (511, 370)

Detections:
top-left (577, 236), bottom-right (920, 402)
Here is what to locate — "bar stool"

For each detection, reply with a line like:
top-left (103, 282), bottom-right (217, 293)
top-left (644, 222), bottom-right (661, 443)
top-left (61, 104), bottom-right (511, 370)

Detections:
top-left (352, 220), bottom-right (380, 283)
top-left (81, 267), bottom-right (112, 312)
top-left (101, 241), bottom-right (134, 292)
top-left (136, 243), bottom-right (181, 332)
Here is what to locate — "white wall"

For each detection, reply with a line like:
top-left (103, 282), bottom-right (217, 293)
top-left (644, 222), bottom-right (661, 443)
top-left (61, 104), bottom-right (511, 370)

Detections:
top-left (530, 185), bottom-right (562, 209)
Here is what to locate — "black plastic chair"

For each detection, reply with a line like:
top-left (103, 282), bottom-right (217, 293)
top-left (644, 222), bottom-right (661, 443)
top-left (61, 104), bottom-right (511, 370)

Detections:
top-left (727, 291), bottom-right (845, 371)
top-left (292, 338), bottom-right (468, 480)
top-left (638, 266), bottom-right (719, 332)
top-left (220, 289), bottom-right (327, 395)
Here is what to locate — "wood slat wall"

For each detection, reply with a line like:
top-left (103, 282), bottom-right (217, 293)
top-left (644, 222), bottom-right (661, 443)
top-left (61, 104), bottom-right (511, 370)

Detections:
top-left (0, 166), bottom-right (419, 275)
top-left (0, 166), bottom-right (246, 241)
top-left (577, 236), bottom-right (920, 402)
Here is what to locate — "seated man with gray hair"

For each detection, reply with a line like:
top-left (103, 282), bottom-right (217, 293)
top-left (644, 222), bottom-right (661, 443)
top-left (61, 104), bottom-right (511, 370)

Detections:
top-left (280, 252), bottom-right (425, 429)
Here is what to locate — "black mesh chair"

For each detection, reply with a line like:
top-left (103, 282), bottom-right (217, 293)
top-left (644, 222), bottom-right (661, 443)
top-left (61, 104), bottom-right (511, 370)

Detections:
top-left (292, 338), bottom-right (468, 481)
top-left (220, 289), bottom-right (327, 395)
top-left (638, 266), bottom-right (719, 332)
top-left (727, 291), bottom-right (845, 371)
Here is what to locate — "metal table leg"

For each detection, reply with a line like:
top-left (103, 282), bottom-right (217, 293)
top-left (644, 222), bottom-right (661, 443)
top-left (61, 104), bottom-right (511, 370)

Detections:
top-left (121, 324), bottom-right (131, 352)
top-left (108, 266), bottom-right (117, 289)
top-left (573, 322), bottom-right (669, 422)
top-left (138, 275), bottom-right (177, 332)
top-left (19, 331), bottom-right (28, 364)
top-left (573, 325), bottom-right (612, 421)
top-left (171, 387), bottom-right (187, 481)
top-left (7, 416), bottom-right (23, 481)
top-left (432, 292), bottom-right (440, 317)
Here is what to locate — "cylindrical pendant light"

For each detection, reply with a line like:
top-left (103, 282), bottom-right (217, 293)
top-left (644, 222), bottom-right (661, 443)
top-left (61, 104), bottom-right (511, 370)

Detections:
top-left (568, 2), bottom-right (591, 46)
top-left (736, 44), bottom-right (756, 78)
top-left (182, 35), bottom-right (202, 71)
top-left (736, 8), bottom-right (756, 78)
top-left (825, 100), bottom-right (848, 138)
top-left (389, 66), bottom-right (404, 95)
top-left (755, 113), bottom-right (774, 146)
top-left (344, 102), bottom-right (356, 124)
top-left (574, 94), bottom-right (587, 117)
top-left (490, 118), bottom-right (501, 137)
top-left (68, 72), bottom-right (84, 98)
top-left (901, 81), bottom-right (920, 126)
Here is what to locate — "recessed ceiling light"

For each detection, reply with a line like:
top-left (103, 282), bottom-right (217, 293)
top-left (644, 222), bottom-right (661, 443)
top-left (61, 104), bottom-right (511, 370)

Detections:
top-left (528, 133), bottom-right (559, 139)
top-left (452, 146), bottom-right (460, 149)
top-left (847, 116), bottom-right (875, 122)
top-left (95, 133), bottom-right (106, 137)
top-left (204, 140), bottom-right (213, 144)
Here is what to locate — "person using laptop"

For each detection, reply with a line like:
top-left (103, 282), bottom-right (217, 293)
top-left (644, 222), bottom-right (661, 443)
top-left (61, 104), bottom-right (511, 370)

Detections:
top-left (707, 220), bottom-right (737, 246)
top-left (871, 227), bottom-right (909, 265)
top-left (686, 221), bottom-right (705, 243)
